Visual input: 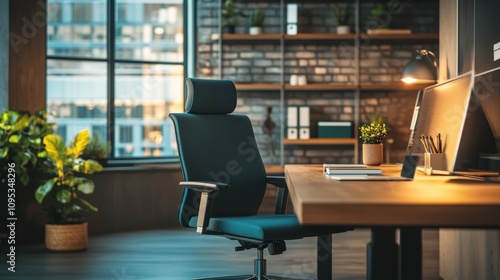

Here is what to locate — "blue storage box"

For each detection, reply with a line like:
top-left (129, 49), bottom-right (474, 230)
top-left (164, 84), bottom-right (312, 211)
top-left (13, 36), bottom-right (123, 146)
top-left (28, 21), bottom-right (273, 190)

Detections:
top-left (317, 121), bottom-right (352, 138)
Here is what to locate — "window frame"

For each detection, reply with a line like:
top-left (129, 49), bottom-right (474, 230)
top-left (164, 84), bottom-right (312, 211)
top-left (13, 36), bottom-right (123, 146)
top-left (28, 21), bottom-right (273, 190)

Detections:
top-left (46, 0), bottom-right (188, 165)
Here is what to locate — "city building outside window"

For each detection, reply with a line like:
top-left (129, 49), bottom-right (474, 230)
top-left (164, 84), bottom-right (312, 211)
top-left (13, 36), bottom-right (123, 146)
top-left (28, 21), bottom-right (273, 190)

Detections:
top-left (46, 0), bottom-right (184, 161)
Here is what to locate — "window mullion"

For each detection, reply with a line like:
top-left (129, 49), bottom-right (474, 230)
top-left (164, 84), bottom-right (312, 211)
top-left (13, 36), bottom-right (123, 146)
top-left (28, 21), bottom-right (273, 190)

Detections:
top-left (107, 0), bottom-right (116, 160)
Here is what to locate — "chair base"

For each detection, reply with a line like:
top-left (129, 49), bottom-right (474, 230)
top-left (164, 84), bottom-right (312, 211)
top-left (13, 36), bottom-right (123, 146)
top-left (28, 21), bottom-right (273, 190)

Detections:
top-left (194, 275), bottom-right (314, 280)
top-left (193, 245), bottom-right (315, 280)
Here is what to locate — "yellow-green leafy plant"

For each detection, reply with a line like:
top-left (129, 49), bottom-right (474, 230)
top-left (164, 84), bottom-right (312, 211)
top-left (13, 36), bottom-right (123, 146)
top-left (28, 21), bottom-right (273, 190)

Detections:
top-left (35, 129), bottom-right (103, 224)
top-left (0, 109), bottom-right (54, 186)
top-left (359, 122), bottom-right (388, 144)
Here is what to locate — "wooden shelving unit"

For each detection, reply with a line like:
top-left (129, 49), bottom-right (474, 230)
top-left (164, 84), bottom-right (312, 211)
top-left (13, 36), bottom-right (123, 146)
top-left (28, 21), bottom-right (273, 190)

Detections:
top-left (284, 83), bottom-right (357, 91)
top-left (209, 0), bottom-right (439, 168)
top-left (360, 83), bottom-right (435, 91)
top-left (235, 83), bottom-right (281, 91)
top-left (217, 33), bottom-right (438, 42)
top-left (283, 138), bottom-right (357, 145)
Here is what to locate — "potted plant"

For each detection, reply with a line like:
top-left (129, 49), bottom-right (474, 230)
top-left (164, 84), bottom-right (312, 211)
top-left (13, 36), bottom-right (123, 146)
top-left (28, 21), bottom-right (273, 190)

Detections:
top-left (35, 129), bottom-right (103, 251)
top-left (332, 4), bottom-right (352, 34)
top-left (359, 121), bottom-right (388, 166)
top-left (249, 8), bottom-right (266, 35)
top-left (221, 0), bottom-right (245, 34)
top-left (365, 3), bottom-right (390, 33)
top-left (81, 133), bottom-right (110, 166)
top-left (0, 109), bottom-right (54, 186)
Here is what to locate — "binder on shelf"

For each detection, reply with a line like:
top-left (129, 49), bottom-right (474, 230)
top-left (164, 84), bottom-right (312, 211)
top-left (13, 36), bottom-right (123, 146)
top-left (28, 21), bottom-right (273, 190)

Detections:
top-left (286, 3), bottom-right (298, 35)
top-left (299, 106), bottom-right (310, 139)
top-left (287, 106), bottom-right (298, 140)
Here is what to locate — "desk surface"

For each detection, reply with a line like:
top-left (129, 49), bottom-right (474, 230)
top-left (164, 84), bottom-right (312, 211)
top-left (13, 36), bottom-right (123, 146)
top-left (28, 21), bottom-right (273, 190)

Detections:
top-left (284, 164), bottom-right (500, 227)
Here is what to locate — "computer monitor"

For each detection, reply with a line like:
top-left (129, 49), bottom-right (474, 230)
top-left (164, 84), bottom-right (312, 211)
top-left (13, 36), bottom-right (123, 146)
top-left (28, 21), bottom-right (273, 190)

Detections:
top-left (474, 68), bottom-right (500, 170)
top-left (406, 72), bottom-right (497, 172)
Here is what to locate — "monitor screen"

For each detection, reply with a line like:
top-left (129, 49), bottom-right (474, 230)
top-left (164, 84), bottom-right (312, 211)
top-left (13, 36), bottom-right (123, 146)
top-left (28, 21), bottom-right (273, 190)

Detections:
top-left (406, 72), bottom-right (497, 172)
top-left (474, 68), bottom-right (500, 163)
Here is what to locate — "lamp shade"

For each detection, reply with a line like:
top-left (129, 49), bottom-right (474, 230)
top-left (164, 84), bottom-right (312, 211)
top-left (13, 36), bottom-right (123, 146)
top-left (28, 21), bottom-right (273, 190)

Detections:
top-left (401, 50), bottom-right (438, 84)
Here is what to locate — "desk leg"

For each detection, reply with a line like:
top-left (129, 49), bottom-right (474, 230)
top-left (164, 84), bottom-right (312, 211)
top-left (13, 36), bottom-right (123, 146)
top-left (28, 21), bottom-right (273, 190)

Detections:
top-left (367, 227), bottom-right (398, 280)
top-left (317, 235), bottom-right (332, 280)
top-left (399, 227), bottom-right (422, 280)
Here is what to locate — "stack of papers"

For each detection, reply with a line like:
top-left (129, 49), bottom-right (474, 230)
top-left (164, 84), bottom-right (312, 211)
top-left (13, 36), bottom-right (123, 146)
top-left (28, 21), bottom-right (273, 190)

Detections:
top-left (323, 164), bottom-right (382, 176)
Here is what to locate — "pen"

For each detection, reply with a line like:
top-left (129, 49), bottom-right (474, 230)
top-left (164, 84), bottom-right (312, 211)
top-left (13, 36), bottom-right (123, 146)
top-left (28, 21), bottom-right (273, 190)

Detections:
top-left (420, 135), bottom-right (429, 153)
top-left (429, 136), bottom-right (439, 153)
top-left (437, 133), bottom-right (442, 153)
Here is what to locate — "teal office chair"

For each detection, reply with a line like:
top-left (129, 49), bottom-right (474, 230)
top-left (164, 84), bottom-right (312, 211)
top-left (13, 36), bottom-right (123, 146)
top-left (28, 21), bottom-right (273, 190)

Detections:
top-left (169, 78), bottom-right (354, 280)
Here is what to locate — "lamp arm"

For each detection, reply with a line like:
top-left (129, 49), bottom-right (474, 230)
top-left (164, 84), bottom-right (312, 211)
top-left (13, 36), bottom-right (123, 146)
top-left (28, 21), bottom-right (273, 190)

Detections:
top-left (418, 49), bottom-right (438, 70)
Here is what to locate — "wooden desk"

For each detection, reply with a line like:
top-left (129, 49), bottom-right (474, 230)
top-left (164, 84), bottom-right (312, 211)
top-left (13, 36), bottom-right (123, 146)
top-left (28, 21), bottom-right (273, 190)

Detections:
top-left (284, 164), bottom-right (500, 280)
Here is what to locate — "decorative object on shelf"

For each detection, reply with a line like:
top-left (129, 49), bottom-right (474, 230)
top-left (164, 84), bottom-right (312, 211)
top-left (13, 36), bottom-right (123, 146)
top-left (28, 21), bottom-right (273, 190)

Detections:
top-left (365, 3), bottom-right (390, 31)
top-left (286, 3), bottom-right (298, 35)
top-left (290, 74), bottom-right (307, 86)
top-left (262, 106), bottom-right (276, 163)
top-left (221, 0), bottom-right (245, 34)
top-left (249, 8), bottom-right (266, 35)
top-left (35, 129), bottom-right (103, 251)
top-left (298, 75), bottom-right (307, 86)
top-left (401, 49), bottom-right (438, 84)
top-left (359, 122), bottom-right (388, 166)
top-left (332, 4), bottom-right (352, 34)
top-left (318, 121), bottom-right (352, 138)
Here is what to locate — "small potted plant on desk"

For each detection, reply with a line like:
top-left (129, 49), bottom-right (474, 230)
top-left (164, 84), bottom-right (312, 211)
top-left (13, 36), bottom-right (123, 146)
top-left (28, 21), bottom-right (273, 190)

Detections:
top-left (36, 129), bottom-right (103, 251)
top-left (249, 8), bottom-right (266, 35)
top-left (332, 4), bottom-right (352, 34)
top-left (359, 121), bottom-right (388, 166)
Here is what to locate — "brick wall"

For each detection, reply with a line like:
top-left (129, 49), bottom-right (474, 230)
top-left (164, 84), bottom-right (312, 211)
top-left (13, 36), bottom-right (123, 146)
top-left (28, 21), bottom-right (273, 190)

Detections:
top-left (196, 0), bottom-right (439, 166)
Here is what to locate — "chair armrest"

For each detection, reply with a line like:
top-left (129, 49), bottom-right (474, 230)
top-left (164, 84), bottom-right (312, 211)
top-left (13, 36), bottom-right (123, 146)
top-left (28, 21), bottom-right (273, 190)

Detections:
top-left (179, 181), bottom-right (229, 234)
top-left (266, 176), bottom-right (289, 214)
top-left (179, 181), bottom-right (229, 192)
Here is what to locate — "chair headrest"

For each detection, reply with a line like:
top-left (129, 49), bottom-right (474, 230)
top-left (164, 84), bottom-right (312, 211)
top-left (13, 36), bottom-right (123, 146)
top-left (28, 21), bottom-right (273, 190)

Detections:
top-left (185, 78), bottom-right (237, 114)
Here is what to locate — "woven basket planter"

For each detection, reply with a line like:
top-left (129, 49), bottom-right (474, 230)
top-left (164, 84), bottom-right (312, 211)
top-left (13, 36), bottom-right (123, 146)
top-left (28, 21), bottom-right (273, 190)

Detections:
top-left (45, 223), bottom-right (88, 252)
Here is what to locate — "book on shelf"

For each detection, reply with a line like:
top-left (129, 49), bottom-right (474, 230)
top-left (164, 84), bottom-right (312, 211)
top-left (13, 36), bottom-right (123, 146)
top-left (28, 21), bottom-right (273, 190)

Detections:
top-left (323, 164), bottom-right (382, 175)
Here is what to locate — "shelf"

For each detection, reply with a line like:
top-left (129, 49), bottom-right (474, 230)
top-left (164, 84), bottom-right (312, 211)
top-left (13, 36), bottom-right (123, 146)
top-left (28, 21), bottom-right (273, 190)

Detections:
top-left (284, 33), bottom-right (357, 41)
top-left (215, 33), bottom-right (438, 43)
top-left (284, 84), bottom-right (357, 91)
top-left (235, 83), bottom-right (282, 91)
top-left (235, 83), bottom-right (432, 92)
top-left (362, 33), bottom-right (439, 41)
top-left (360, 83), bottom-right (434, 91)
top-left (283, 138), bottom-right (357, 145)
top-left (218, 33), bottom-right (282, 41)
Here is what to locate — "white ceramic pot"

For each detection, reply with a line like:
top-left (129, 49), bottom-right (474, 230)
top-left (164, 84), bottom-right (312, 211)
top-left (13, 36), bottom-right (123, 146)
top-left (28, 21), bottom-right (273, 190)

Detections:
top-left (336, 25), bottom-right (350, 34)
top-left (249, 26), bottom-right (263, 35)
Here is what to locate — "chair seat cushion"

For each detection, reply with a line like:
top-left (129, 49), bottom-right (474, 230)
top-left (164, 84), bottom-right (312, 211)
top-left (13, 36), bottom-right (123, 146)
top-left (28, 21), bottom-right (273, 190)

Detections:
top-left (189, 214), bottom-right (353, 242)
top-left (190, 214), bottom-right (303, 242)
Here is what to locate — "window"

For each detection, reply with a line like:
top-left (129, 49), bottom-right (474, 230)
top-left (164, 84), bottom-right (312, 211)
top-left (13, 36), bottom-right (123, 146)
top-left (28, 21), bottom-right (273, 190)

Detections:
top-left (46, 0), bottom-right (184, 161)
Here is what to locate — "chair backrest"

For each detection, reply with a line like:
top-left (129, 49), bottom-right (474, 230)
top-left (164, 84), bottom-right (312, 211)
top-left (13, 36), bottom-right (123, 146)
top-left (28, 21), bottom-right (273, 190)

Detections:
top-left (170, 78), bottom-right (267, 227)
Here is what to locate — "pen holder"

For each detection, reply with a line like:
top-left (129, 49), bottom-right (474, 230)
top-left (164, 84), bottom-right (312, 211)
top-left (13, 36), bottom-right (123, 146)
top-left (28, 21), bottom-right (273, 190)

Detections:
top-left (424, 153), bottom-right (447, 175)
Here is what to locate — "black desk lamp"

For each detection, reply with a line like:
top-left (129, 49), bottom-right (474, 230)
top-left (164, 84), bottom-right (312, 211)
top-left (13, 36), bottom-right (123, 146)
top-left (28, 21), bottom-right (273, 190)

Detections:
top-left (401, 49), bottom-right (438, 84)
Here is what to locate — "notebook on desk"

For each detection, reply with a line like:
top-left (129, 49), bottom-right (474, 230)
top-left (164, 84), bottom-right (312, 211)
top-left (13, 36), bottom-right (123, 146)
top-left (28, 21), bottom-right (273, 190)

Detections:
top-left (328, 156), bottom-right (419, 181)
